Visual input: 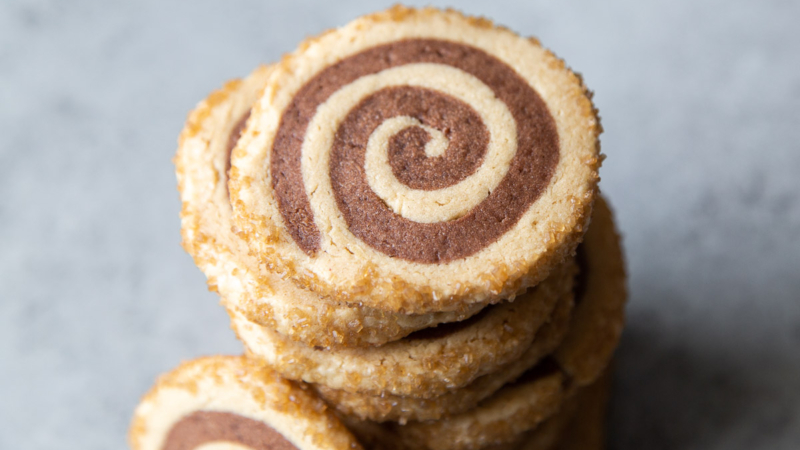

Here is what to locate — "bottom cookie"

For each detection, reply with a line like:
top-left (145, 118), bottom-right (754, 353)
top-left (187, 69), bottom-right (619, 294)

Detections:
top-left (342, 366), bottom-right (612, 450)
top-left (341, 360), bottom-right (566, 450)
top-left (550, 367), bottom-right (612, 450)
top-left (518, 367), bottom-right (612, 450)
top-left (129, 356), bottom-right (362, 450)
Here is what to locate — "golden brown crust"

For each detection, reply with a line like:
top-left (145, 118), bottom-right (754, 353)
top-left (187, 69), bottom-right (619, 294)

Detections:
top-left (315, 196), bottom-right (624, 422)
top-left (315, 289), bottom-right (574, 422)
top-left (339, 367), bottom-right (613, 450)
top-left (512, 393), bottom-right (580, 450)
top-left (554, 195), bottom-right (626, 389)
top-left (232, 259), bottom-right (576, 399)
top-left (513, 368), bottom-right (611, 450)
top-left (229, 5), bottom-right (601, 314)
top-left (233, 289), bottom-right (484, 348)
top-left (551, 368), bottom-right (612, 450)
top-left (389, 373), bottom-right (564, 450)
top-left (342, 370), bottom-right (566, 450)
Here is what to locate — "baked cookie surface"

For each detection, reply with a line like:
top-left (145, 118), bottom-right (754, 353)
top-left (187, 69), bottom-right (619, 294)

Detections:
top-left (342, 361), bottom-right (566, 450)
top-left (230, 5), bottom-right (601, 314)
top-left (315, 289), bottom-right (574, 422)
top-left (128, 356), bottom-right (361, 450)
top-left (517, 368), bottom-right (612, 450)
top-left (550, 368), bottom-right (612, 450)
top-left (554, 195), bottom-right (626, 389)
top-left (175, 65), bottom-right (485, 348)
top-left (341, 366), bottom-right (612, 450)
top-left (233, 260), bottom-right (575, 398)
top-left (314, 195), bottom-right (624, 422)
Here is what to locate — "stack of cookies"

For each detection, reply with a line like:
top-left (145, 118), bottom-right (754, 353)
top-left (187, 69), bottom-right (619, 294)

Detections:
top-left (130, 6), bottom-right (626, 450)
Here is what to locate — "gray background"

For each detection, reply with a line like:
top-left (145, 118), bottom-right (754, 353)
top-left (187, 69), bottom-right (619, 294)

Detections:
top-left (1, 0), bottom-right (798, 449)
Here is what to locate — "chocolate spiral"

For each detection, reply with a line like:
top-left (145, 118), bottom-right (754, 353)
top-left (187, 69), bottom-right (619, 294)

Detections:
top-left (271, 39), bottom-right (559, 263)
top-left (163, 411), bottom-right (298, 450)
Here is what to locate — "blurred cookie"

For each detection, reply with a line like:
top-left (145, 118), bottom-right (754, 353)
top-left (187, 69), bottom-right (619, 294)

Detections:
top-left (229, 5), bottom-right (601, 314)
top-left (341, 366), bottom-right (612, 450)
top-left (314, 197), bottom-right (623, 422)
top-left (342, 361), bottom-right (566, 450)
top-left (553, 195), bottom-right (626, 389)
top-left (175, 65), bottom-right (485, 348)
top-left (549, 367), bottom-right (612, 450)
top-left (516, 367), bottom-right (612, 450)
top-left (233, 260), bottom-right (575, 398)
top-left (128, 356), bottom-right (361, 450)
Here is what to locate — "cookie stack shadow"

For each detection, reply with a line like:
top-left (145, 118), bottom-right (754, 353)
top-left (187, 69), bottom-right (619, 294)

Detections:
top-left (131, 6), bottom-right (627, 450)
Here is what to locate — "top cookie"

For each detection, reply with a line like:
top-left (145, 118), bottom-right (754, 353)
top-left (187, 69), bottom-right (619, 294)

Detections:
top-left (230, 5), bottom-right (601, 313)
top-left (175, 64), bottom-right (487, 348)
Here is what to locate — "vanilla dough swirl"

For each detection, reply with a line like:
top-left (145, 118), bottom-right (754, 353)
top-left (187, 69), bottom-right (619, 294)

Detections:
top-left (272, 39), bottom-right (559, 263)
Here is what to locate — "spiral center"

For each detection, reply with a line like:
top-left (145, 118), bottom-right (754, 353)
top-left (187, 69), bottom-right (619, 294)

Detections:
top-left (271, 39), bottom-right (559, 263)
top-left (382, 118), bottom-right (449, 159)
top-left (367, 117), bottom-right (451, 184)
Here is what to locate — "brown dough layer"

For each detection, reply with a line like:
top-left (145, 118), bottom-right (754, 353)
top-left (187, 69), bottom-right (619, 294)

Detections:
top-left (163, 411), bottom-right (298, 450)
top-left (386, 100), bottom-right (487, 191)
top-left (271, 38), bottom-right (559, 262)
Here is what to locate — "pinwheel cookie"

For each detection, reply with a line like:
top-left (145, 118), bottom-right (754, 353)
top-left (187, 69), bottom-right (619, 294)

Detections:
top-left (314, 294), bottom-right (574, 422)
top-left (128, 356), bottom-right (362, 450)
top-left (553, 368), bottom-right (612, 450)
top-left (176, 65), bottom-right (486, 348)
top-left (553, 195), bottom-right (626, 389)
top-left (229, 5), bottom-right (602, 314)
top-left (341, 361), bottom-right (567, 450)
top-left (232, 260), bottom-right (575, 398)
top-left (340, 365), bottom-right (612, 450)
top-left (310, 195), bottom-right (625, 422)
top-left (517, 368), bottom-right (612, 450)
